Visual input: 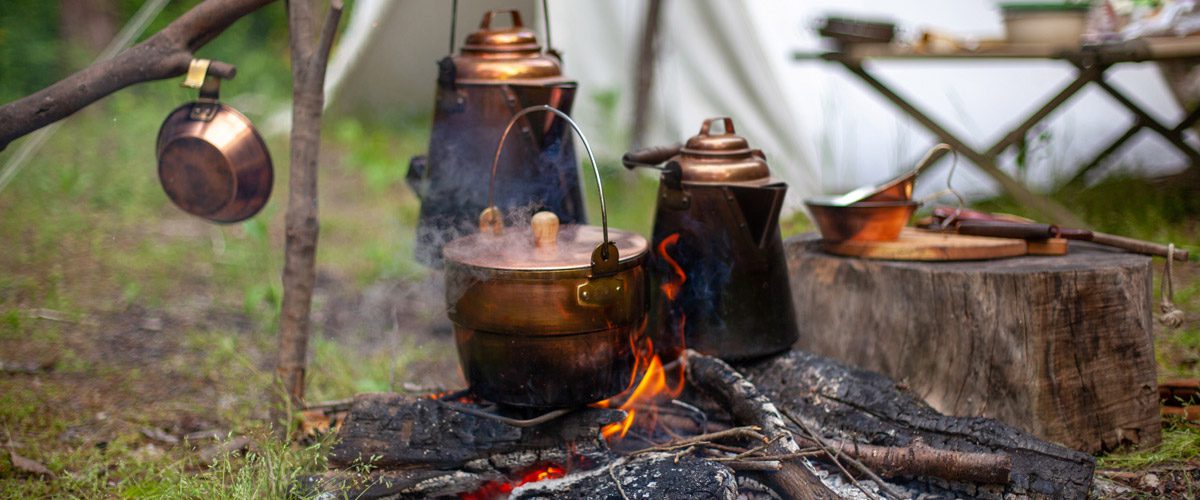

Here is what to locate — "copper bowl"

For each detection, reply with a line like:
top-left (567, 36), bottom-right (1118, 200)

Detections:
top-left (805, 198), bottom-right (920, 243)
top-left (156, 61), bottom-right (272, 224)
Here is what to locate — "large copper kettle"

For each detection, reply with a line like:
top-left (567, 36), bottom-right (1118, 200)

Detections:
top-left (623, 117), bottom-right (799, 361)
top-left (408, 8), bottom-right (585, 267)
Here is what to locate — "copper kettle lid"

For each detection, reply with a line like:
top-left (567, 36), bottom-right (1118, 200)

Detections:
top-left (454, 10), bottom-right (563, 81)
top-left (677, 117), bottom-right (772, 184)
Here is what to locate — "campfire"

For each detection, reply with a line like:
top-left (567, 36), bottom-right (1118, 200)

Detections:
top-left (310, 346), bottom-right (1094, 499)
top-left (302, 115), bottom-right (1096, 499)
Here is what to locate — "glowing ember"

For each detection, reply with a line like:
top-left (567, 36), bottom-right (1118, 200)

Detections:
top-left (460, 464), bottom-right (566, 500)
top-left (594, 233), bottom-right (689, 441)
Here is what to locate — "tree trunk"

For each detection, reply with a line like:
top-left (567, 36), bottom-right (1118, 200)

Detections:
top-left (275, 0), bottom-right (343, 420)
top-left (786, 233), bottom-right (1159, 454)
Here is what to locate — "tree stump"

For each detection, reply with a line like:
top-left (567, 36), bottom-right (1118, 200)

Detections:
top-left (786, 234), bottom-right (1159, 453)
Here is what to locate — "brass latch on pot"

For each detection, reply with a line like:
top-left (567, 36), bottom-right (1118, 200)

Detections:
top-left (579, 241), bottom-right (623, 306)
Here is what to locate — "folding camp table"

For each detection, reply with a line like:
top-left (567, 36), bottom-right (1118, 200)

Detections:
top-left (797, 37), bottom-right (1200, 226)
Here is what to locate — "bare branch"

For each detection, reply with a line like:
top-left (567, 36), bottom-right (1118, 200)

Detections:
top-left (0, 0), bottom-right (277, 150)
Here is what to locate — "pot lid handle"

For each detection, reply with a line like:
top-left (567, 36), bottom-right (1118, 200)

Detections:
top-left (485, 104), bottom-right (617, 266)
top-left (700, 117), bottom-right (736, 136)
top-left (448, 3), bottom-right (557, 56)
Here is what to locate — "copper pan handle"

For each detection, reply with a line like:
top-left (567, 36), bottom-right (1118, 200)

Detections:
top-left (485, 105), bottom-right (617, 268)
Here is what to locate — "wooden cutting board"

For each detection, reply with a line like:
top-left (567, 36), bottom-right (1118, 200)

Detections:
top-left (821, 228), bottom-right (1036, 261)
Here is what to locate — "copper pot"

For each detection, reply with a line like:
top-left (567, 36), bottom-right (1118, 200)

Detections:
top-left (409, 8), bottom-right (585, 267)
top-left (156, 59), bottom-right (272, 223)
top-left (443, 106), bottom-right (648, 408)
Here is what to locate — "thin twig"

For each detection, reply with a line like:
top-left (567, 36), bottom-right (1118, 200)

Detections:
top-left (629, 426), bottom-right (766, 456)
top-left (781, 406), bottom-right (902, 500)
top-left (732, 434), bottom-right (786, 459)
top-left (436, 401), bottom-right (573, 428)
top-left (672, 445), bottom-right (695, 463)
top-left (723, 459), bottom-right (783, 471)
top-left (608, 460), bottom-right (630, 500)
top-left (711, 450), bottom-right (824, 462)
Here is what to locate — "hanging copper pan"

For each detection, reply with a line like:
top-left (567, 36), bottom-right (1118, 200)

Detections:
top-left (156, 59), bottom-right (273, 223)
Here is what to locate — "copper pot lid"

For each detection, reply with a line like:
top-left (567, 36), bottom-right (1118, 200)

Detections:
top-left (444, 212), bottom-right (647, 272)
top-left (676, 117), bottom-right (772, 184)
top-left (454, 10), bottom-right (563, 81)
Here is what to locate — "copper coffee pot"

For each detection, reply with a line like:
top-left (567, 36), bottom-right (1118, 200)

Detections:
top-left (408, 6), bottom-right (585, 267)
top-left (623, 117), bottom-right (799, 361)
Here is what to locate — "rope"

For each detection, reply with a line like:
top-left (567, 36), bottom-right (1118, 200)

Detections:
top-left (1159, 243), bottom-right (1185, 329)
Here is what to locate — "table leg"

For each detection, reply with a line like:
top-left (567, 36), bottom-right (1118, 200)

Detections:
top-left (1093, 78), bottom-right (1200, 165)
top-left (1061, 120), bottom-right (1144, 188)
top-left (983, 65), bottom-right (1105, 157)
top-left (834, 59), bottom-right (1087, 227)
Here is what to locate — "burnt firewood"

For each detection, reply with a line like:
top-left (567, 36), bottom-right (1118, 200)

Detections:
top-left (302, 469), bottom-right (497, 499)
top-left (684, 350), bottom-right (839, 500)
top-left (512, 453), bottom-right (737, 500)
top-left (328, 393), bottom-right (622, 470)
top-left (741, 349), bottom-right (1096, 499)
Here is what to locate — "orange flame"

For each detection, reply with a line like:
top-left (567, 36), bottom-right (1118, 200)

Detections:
top-left (460, 464), bottom-right (566, 500)
top-left (594, 233), bottom-right (688, 441)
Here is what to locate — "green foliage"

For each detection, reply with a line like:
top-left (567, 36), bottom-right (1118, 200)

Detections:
top-left (1099, 420), bottom-right (1200, 469)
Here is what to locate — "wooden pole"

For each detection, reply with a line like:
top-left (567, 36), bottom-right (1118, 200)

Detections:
top-left (630, 0), bottom-right (665, 148)
top-left (276, 0), bottom-right (343, 416)
top-left (0, 0), bottom-right (278, 151)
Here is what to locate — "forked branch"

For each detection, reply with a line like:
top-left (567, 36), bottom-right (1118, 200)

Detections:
top-left (0, 0), bottom-right (278, 151)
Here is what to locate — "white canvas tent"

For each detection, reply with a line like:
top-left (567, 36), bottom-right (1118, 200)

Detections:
top-left (326, 0), bottom-right (1192, 208)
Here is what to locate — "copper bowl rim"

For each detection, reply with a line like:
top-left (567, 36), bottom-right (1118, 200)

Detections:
top-left (804, 198), bottom-right (921, 209)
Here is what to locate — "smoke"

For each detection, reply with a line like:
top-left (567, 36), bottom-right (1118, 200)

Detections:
top-left (411, 83), bottom-right (586, 269)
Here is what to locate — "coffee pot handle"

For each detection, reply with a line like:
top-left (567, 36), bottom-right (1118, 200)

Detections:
top-left (621, 144), bottom-right (681, 170)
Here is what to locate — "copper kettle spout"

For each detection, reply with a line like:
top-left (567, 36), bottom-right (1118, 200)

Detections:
top-left (727, 182), bottom-right (787, 249)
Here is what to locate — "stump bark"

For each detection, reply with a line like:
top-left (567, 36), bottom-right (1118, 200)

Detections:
top-left (786, 234), bottom-right (1159, 453)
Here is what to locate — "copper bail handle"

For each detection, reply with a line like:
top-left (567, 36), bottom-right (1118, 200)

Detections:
top-left (699, 117), bottom-right (736, 136)
top-left (484, 105), bottom-right (615, 263)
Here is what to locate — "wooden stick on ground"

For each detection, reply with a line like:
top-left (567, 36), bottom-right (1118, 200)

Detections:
top-left (276, 0), bottom-right (343, 414)
top-left (684, 350), bottom-right (839, 500)
top-left (0, 0), bottom-right (278, 151)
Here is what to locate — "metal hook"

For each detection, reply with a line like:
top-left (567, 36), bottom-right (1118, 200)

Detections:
top-left (916, 146), bottom-right (965, 230)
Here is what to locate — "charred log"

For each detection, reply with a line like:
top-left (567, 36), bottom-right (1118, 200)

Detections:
top-left (328, 393), bottom-right (621, 469)
top-left (513, 454), bottom-right (737, 499)
top-left (741, 349), bottom-right (1096, 499)
top-left (684, 350), bottom-right (839, 500)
